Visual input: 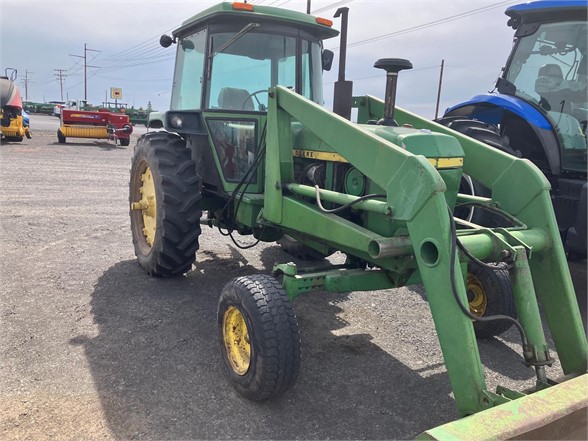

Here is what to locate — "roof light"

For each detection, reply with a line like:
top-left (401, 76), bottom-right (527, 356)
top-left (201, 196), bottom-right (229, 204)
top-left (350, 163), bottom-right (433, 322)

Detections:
top-left (316, 17), bottom-right (333, 27)
top-left (232, 2), bottom-right (254, 11)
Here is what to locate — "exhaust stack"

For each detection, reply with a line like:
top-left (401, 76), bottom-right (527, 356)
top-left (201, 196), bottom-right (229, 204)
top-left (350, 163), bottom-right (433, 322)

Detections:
top-left (333, 7), bottom-right (352, 120)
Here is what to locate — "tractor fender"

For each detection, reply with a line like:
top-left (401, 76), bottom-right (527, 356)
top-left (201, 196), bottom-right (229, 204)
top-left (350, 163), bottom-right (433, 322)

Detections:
top-left (147, 111), bottom-right (165, 129)
top-left (444, 94), bottom-right (551, 130)
top-left (444, 94), bottom-right (561, 175)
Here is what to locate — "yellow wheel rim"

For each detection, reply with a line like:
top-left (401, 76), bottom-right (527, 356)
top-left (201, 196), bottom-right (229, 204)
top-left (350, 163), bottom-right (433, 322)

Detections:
top-left (223, 306), bottom-right (251, 375)
top-left (131, 166), bottom-right (157, 246)
top-left (467, 273), bottom-right (488, 316)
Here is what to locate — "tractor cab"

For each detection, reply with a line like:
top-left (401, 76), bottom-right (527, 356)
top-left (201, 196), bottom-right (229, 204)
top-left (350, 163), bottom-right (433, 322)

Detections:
top-left (157, 2), bottom-right (337, 192)
top-left (502, 3), bottom-right (587, 174)
top-left (442, 1), bottom-right (587, 259)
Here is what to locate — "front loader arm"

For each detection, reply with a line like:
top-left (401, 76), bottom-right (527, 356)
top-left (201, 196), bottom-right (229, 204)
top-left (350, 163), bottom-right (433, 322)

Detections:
top-left (264, 86), bottom-right (489, 415)
top-left (374, 97), bottom-right (585, 377)
top-left (263, 88), bottom-right (587, 425)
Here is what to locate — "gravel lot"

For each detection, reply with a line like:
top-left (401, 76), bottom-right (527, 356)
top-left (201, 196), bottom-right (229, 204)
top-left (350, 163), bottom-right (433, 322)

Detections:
top-left (1, 115), bottom-right (586, 440)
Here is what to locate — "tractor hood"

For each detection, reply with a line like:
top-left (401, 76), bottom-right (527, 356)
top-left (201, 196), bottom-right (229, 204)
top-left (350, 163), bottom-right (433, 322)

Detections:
top-left (359, 125), bottom-right (465, 166)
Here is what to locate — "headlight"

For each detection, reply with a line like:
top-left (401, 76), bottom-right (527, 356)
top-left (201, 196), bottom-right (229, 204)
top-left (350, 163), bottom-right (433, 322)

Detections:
top-left (170, 114), bottom-right (183, 128)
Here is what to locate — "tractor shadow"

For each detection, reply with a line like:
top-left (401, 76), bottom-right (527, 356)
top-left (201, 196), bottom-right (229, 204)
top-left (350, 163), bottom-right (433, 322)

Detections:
top-left (408, 258), bottom-right (588, 383)
top-left (77, 251), bottom-right (457, 440)
top-left (408, 284), bottom-right (536, 382)
top-left (50, 140), bottom-right (126, 151)
top-left (482, 259), bottom-right (587, 371)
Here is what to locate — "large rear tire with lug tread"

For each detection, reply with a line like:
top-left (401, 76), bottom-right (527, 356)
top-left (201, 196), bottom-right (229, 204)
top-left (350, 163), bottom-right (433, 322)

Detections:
top-left (218, 274), bottom-right (301, 401)
top-left (129, 132), bottom-right (202, 277)
top-left (467, 264), bottom-right (516, 338)
top-left (436, 116), bottom-right (514, 227)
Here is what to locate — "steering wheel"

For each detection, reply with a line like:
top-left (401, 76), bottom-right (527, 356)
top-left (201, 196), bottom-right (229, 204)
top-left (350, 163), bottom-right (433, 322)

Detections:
top-left (243, 90), bottom-right (269, 110)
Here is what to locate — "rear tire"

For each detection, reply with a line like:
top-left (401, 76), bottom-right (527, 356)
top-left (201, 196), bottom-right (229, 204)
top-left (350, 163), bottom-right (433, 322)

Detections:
top-left (119, 138), bottom-right (130, 147)
top-left (129, 132), bottom-right (202, 277)
top-left (218, 275), bottom-right (301, 400)
top-left (467, 264), bottom-right (516, 338)
top-left (436, 117), bottom-right (513, 227)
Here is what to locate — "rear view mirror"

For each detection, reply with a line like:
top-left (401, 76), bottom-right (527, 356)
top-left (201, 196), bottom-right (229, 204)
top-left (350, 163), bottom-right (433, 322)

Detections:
top-left (322, 49), bottom-right (334, 71)
top-left (160, 34), bottom-right (175, 48)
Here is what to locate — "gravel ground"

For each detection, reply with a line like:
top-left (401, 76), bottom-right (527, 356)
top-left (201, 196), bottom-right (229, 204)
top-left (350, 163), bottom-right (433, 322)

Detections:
top-left (1, 117), bottom-right (586, 440)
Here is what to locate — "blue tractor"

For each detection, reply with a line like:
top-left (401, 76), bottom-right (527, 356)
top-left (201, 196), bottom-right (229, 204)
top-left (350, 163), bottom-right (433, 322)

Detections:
top-left (439, 1), bottom-right (587, 260)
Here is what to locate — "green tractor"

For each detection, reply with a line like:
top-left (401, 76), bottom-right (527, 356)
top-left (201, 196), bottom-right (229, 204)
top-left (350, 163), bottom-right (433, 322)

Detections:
top-left (129, 2), bottom-right (587, 438)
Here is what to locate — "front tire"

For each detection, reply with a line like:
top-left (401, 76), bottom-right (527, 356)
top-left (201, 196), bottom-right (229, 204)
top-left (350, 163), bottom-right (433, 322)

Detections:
top-left (129, 132), bottom-right (202, 277)
top-left (467, 264), bottom-right (516, 338)
top-left (218, 275), bottom-right (301, 401)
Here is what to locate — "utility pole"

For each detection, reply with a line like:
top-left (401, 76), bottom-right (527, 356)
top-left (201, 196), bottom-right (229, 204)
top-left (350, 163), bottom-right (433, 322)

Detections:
top-left (54, 69), bottom-right (67, 101)
top-left (69, 43), bottom-right (100, 101)
top-left (435, 59), bottom-right (445, 119)
top-left (306, 0), bottom-right (311, 14)
top-left (21, 70), bottom-right (32, 101)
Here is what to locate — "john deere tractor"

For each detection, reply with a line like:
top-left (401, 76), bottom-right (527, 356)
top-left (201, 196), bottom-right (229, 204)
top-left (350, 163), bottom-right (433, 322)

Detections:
top-left (439, 0), bottom-right (587, 260)
top-left (129, 2), bottom-right (587, 439)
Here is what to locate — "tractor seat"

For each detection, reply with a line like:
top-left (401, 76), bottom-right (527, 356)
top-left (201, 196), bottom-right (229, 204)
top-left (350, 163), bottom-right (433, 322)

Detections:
top-left (218, 87), bottom-right (254, 111)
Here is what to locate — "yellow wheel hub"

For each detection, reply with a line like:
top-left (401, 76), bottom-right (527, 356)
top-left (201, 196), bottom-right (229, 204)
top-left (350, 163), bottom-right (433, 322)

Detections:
top-left (131, 166), bottom-right (157, 246)
top-left (467, 273), bottom-right (488, 316)
top-left (223, 306), bottom-right (251, 375)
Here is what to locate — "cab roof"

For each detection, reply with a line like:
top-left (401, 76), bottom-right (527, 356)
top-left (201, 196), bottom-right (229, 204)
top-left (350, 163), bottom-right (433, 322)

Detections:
top-left (173, 2), bottom-right (339, 40)
top-left (506, 1), bottom-right (587, 26)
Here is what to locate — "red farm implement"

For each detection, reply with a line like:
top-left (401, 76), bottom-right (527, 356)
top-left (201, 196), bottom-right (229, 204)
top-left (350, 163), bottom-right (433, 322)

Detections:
top-left (58, 109), bottom-right (133, 146)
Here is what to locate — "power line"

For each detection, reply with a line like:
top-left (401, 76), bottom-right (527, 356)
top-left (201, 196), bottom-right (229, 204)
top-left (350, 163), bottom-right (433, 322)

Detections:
top-left (97, 25), bottom-right (175, 67)
top-left (266, 0), bottom-right (290, 7)
top-left (324, 64), bottom-right (439, 86)
top-left (94, 74), bottom-right (171, 82)
top-left (329, 0), bottom-right (517, 51)
top-left (312, 0), bottom-right (354, 15)
top-left (98, 47), bottom-right (171, 71)
top-left (69, 43), bottom-right (101, 101)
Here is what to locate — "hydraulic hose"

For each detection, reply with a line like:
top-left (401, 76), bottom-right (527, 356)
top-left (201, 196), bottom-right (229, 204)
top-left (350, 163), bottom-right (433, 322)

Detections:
top-left (447, 206), bottom-right (529, 350)
top-left (314, 185), bottom-right (385, 213)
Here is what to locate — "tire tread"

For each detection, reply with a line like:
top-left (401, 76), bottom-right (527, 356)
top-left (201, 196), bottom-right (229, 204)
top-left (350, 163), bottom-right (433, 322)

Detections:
top-left (130, 132), bottom-right (202, 277)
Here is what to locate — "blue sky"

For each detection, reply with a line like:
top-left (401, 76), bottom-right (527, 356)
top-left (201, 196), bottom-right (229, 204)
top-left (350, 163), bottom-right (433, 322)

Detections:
top-left (0, 0), bottom-right (517, 118)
